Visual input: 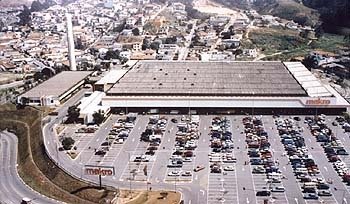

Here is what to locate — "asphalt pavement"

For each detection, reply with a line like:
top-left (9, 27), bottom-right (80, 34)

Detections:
top-left (40, 89), bottom-right (350, 204)
top-left (0, 132), bottom-right (59, 204)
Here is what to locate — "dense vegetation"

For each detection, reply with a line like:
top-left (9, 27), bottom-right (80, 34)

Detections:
top-left (301, 0), bottom-right (350, 32)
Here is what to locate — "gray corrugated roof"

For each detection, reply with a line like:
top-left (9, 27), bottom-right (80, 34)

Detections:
top-left (108, 61), bottom-right (307, 97)
top-left (21, 71), bottom-right (91, 98)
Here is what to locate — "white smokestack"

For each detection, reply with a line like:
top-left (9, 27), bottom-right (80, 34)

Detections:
top-left (66, 13), bottom-right (77, 71)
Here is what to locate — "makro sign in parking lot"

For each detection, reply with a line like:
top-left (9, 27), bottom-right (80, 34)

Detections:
top-left (84, 165), bottom-right (115, 176)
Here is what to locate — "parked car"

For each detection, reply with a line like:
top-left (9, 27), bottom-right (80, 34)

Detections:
top-left (303, 193), bottom-right (319, 199)
top-left (223, 166), bottom-right (234, 171)
top-left (95, 150), bottom-right (106, 156)
top-left (318, 190), bottom-right (332, 196)
top-left (256, 190), bottom-right (271, 196)
top-left (271, 186), bottom-right (285, 192)
top-left (168, 171), bottom-right (181, 176)
top-left (182, 171), bottom-right (192, 177)
top-left (194, 166), bottom-right (205, 172)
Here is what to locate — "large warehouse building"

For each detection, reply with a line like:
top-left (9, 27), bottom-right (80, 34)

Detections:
top-left (101, 61), bottom-right (349, 114)
top-left (18, 71), bottom-right (91, 106)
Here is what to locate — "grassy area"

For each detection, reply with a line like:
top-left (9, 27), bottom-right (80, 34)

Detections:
top-left (244, 27), bottom-right (349, 61)
top-left (248, 27), bottom-right (306, 55)
top-left (309, 34), bottom-right (349, 53)
top-left (256, 0), bottom-right (319, 26)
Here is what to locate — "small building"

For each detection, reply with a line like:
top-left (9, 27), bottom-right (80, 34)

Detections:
top-left (94, 69), bottom-right (128, 92)
top-left (18, 71), bottom-right (91, 106)
top-left (171, 2), bottom-right (186, 13)
top-left (78, 91), bottom-right (110, 124)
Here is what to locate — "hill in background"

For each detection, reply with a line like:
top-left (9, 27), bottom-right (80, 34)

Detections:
top-left (0, 0), bottom-right (33, 8)
top-left (212, 0), bottom-right (350, 34)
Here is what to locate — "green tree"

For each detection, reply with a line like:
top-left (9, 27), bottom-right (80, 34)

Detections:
top-left (343, 112), bottom-right (350, 122)
top-left (62, 137), bottom-right (75, 150)
top-left (314, 24), bottom-right (324, 38)
top-left (18, 5), bottom-right (31, 26)
top-left (142, 38), bottom-right (151, 50)
top-left (132, 28), bottom-right (140, 36)
top-left (104, 50), bottom-right (120, 60)
top-left (234, 49), bottom-right (243, 56)
top-left (67, 105), bottom-right (80, 123)
top-left (93, 110), bottom-right (105, 125)
top-left (344, 34), bottom-right (350, 47)
top-left (165, 36), bottom-right (177, 44)
top-left (150, 41), bottom-right (161, 50)
top-left (75, 37), bottom-right (85, 50)
top-left (30, 0), bottom-right (44, 12)
top-left (0, 20), bottom-right (4, 31)
top-left (33, 71), bottom-right (44, 81)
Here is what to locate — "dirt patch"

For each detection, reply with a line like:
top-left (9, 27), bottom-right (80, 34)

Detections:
top-left (116, 190), bottom-right (180, 204)
top-left (55, 125), bottom-right (65, 135)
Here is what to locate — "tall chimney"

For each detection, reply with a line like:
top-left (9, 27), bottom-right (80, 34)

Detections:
top-left (66, 13), bottom-right (77, 71)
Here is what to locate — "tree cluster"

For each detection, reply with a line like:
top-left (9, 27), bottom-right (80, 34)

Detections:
top-left (66, 105), bottom-right (80, 123)
top-left (93, 111), bottom-right (105, 125)
top-left (104, 50), bottom-right (121, 60)
top-left (62, 137), bottom-right (75, 150)
top-left (302, 0), bottom-right (350, 29)
top-left (18, 0), bottom-right (56, 26)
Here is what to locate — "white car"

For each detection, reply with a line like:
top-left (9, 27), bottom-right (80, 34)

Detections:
top-left (271, 186), bottom-right (285, 192)
top-left (184, 158), bottom-right (193, 162)
top-left (125, 123), bottom-right (134, 128)
top-left (208, 152), bottom-right (221, 157)
top-left (224, 166), bottom-right (235, 171)
top-left (182, 171), bottom-right (192, 177)
top-left (168, 171), bottom-right (181, 177)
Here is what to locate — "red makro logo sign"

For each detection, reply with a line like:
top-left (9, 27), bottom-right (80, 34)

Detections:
top-left (84, 166), bottom-right (114, 176)
top-left (305, 98), bottom-right (331, 105)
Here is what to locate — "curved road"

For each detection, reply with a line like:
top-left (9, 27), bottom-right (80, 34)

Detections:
top-left (0, 132), bottom-right (59, 204)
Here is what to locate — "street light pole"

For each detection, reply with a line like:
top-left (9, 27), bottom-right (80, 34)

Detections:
top-left (174, 167), bottom-right (177, 192)
top-left (128, 152), bottom-right (132, 198)
top-left (252, 91), bottom-right (255, 118)
top-left (341, 189), bottom-right (347, 204)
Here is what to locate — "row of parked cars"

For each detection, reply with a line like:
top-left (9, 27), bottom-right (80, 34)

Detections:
top-left (332, 116), bottom-right (350, 132)
top-left (137, 115), bottom-right (168, 161)
top-left (276, 117), bottom-right (332, 200)
top-left (168, 116), bottom-right (200, 175)
top-left (208, 117), bottom-right (235, 173)
top-left (75, 125), bottom-right (98, 133)
top-left (95, 116), bottom-right (137, 156)
top-left (307, 115), bottom-right (350, 185)
top-left (95, 117), bottom-right (136, 156)
top-left (243, 116), bottom-right (285, 196)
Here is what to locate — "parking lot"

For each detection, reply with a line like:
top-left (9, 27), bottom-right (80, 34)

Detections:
top-left (56, 113), bottom-right (350, 204)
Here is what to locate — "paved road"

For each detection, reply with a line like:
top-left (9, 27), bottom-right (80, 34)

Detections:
top-left (0, 132), bottom-right (59, 204)
top-left (178, 19), bottom-right (197, 61)
top-left (0, 80), bottom-right (24, 90)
